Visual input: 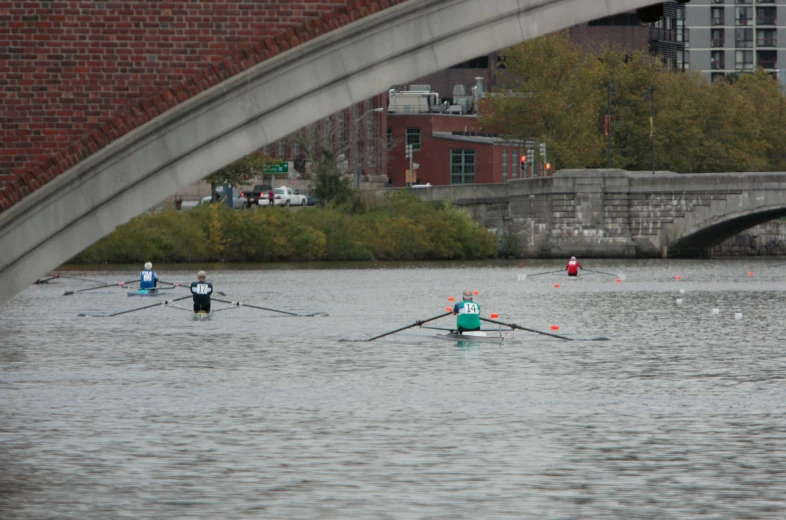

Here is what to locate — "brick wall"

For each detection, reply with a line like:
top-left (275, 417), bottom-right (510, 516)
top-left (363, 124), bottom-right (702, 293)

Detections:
top-left (387, 114), bottom-right (515, 186)
top-left (0, 0), bottom-right (404, 211)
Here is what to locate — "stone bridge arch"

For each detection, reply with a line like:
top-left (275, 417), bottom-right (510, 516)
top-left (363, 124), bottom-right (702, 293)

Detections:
top-left (667, 205), bottom-right (786, 257)
top-left (0, 0), bottom-right (685, 306)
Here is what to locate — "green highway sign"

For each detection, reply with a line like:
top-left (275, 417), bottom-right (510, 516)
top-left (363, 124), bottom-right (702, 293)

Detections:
top-left (263, 162), bottom-right (289, 173)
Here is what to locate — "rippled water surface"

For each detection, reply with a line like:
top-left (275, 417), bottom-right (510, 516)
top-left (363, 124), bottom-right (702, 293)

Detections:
top-left (2, 259), bottom-right (786, 519)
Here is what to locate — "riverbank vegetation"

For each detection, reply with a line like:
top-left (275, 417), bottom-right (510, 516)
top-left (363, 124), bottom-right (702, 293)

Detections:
top-left (69, 192), bottom-right (497, 264)
top-left (483, 32), bottom-right (786, 173)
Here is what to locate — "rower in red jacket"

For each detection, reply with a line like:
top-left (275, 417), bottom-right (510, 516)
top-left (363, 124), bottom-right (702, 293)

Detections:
top-left (566, 256), bottom-right (583, 277)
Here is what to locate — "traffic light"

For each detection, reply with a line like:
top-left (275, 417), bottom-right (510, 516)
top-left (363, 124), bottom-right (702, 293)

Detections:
top-left (405, 144), bottom-right (413, 160)
top-left (527, 149), bottom-right (535, 177)
top-left (520, 154), bottom-right (527, 168)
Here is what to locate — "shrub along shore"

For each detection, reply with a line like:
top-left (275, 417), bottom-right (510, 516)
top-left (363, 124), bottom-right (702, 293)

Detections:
top-left (69, 192), bottom-right (497, 264)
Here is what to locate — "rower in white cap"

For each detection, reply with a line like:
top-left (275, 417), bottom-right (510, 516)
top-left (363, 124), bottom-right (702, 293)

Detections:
top-left (139, 261), bottom-right (160, 289)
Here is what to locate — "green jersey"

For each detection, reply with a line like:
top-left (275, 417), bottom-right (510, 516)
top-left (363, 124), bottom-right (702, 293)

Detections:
top-left (453, 300), bottom-right (481, 330)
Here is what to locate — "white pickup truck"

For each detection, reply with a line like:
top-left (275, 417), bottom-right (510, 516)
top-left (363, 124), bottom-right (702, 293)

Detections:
top-left (263, 186), bottom-right (308, 206)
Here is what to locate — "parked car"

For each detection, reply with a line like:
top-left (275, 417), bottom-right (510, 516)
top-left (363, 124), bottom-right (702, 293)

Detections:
top-left (201, 187), bottom-right (247, 209)
top-left (306, 196), bottom-right (320, 206)
top-left (264, 186), bottom-right (308, 206)
top-left (241, 184), bottom-right (272, 207)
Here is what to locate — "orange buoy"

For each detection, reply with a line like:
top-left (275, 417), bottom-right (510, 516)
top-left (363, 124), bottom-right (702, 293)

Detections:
top-left (473, 290), bottom-right (480, 295)
top-left (550, 324), bottom-right (560, 331)
top-left (445, 306), bottom-right (452, 312)
top-left (490, 313), bottom-right (499, 319)
top-left (448, 296), bottom-right (455, 302)
top-left (554, 283), bottom-right (560, 288)
top-left (675, 275), bottom-right (681, 281)
top-left (748, 271), bottom-right (754, 276)
top-left (616, 278), bottom-right (621, 283)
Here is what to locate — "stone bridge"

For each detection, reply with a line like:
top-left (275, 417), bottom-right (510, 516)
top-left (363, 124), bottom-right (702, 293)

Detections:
top-left (0, 0), bottom-right (685, 306)
top-left (411, 170), bottom-right (786, 258)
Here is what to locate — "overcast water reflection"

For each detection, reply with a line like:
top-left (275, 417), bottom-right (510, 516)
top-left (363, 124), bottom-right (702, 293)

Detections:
top-left (2, 258), bottom-right (786, 518)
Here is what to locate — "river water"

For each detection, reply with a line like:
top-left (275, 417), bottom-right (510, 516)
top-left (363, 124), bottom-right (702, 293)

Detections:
top-left (2, 259), bottom-right (786, 519)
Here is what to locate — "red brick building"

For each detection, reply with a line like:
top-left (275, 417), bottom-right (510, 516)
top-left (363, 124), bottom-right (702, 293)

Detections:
top-left (387, 113), bottom-right (524, 186)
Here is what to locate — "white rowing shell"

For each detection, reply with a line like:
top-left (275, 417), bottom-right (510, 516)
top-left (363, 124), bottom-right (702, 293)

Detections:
top-left (436, 331), bottom-right (505, 344)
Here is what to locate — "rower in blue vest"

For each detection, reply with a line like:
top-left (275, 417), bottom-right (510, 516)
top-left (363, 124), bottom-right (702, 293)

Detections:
top-left (453, 289), bottom-right (481, 333)
top-left (140, 262), bottom-right (160, 290)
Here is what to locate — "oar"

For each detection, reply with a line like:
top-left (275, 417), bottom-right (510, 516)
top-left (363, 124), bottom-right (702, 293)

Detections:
top-left (480, 317), bottom-right (609, 341)
top-left (519, 270), bottom-right (562, 280)
top-left (64, 283), bottom-right (123, 296)
top-left (364, 312), bottom-right (452, 342)
top-left (53, 274), bottom-right (115, 285)
top-left (212, 297), bottom-right (326, 317)
top-left (78, 295), bottom-right (192, 317)
top-left (585, 269), bottom-right (621, 278)
top-left (34, 275), bottom-right (59, 284)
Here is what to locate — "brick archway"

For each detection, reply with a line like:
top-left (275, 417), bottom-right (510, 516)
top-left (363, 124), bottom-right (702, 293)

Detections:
top-left (0, 0), bottom-right (664, 306)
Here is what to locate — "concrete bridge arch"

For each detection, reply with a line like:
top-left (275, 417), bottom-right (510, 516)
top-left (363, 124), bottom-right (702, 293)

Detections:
top-left (0, 0), bottom-right (691, 306)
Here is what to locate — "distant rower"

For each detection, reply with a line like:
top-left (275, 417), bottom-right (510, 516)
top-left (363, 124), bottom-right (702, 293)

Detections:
top-left (190, 270), bottom-right (213, 314)
top-left (566, 256), bottom-right (583, 277)
top-left (453, 289), bottom-right (481, 334)
top-left (140, 262), bottom-right (159, 289)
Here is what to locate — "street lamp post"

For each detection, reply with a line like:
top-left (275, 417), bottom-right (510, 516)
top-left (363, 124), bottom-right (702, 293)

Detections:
top-left (352, 107), bottom-right (384, 189)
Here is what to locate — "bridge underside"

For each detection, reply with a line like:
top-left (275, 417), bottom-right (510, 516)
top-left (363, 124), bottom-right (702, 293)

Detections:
top-left (668, 208), bottom-right (786, 258)
top-left (0, 0), bottom-right (669, 307)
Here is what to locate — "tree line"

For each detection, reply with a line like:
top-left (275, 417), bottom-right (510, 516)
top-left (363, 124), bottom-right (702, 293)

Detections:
top-left (482, 32), bottom-right (786, 173)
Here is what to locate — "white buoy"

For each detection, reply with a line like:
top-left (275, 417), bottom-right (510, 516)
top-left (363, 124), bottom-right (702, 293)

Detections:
top-left (679, 289), bottom-right (686, 294)
top-left (711, 308), bottom-right (720, 315)
top-left (517, 274), bottom-right (527, 281)
top-left (735, 312), bottom-right (743, 321)
top-left (675, 298), bottom-right (683, 305)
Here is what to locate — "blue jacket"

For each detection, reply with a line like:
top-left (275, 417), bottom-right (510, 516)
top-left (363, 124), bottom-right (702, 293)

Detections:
top-left (140, 269), bottom-right (159, 289)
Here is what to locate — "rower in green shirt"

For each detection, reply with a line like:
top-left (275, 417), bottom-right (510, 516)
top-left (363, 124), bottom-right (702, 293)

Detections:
top-left (453, 289), bottom-right (481, 333)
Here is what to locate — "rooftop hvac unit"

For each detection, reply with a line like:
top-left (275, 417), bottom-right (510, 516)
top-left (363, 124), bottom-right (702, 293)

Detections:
top-left (409, 84), bottom-right (431, 92)
top-left (452, 84), bottom-right (467, 97)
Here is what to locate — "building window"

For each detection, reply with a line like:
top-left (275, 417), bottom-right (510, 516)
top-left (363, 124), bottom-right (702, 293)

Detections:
top-left (451, 149), bottom-right (475, 185)
top-left (512, 149), bottom-right (519, 179)
top-left (735, 50), bottom-right (754, 71)
top-left (735, 6), bottom-right (752, 25)
top-left (757, 50), bottom-right (777, 69)
top-left (711, 72), bottom-right (726, 83)
top-left (502, 149), bottom-right (508, 182)
top-left (712, 7), bottom-right (724, 25)
top-left (449, 56), bottom-right (490, 69)
top-left (387, 128), bottom-right (393, 151)
top-left (712, 29), bottom-right (725, 47)
top-left (406, 128), bottom-right (421, 151)
top-left (735, 28), bottom-right (753, 47)
top-left (278, 141), bottom-right (285, 158)
top-left (263, 144), bottom-right (269, 156)
top-left (734, 0), bottom-right (751, 4)
top-left (587, 13), bottom-right (639, 26)
top-left (711, 50), bottom-right (725, 70)
top-left (757, 6), bottom-right (776, 25)
top-left (758, 29), bottom-right (777, 47)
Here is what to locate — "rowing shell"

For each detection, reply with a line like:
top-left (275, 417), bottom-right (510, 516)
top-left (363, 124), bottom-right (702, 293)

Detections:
top-left (436, 331), bottom-right (506, 344)
top-left (193, 311), bottom-right (210, 321)
top-left (127, 288), bottom-right (172, 297)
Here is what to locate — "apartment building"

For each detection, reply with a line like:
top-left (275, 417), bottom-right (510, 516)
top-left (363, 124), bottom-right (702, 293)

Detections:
top-left (686, 0), bottom-right (786, 83)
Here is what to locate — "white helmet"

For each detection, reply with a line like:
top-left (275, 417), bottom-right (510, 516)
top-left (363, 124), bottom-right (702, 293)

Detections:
top-left (570, 256), bottom-right (576, 261)
top-left (144, 262), bottom-right (152, 270)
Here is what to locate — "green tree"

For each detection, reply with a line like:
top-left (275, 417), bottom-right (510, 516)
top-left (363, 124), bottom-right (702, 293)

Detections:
top-left (205, 150), bottom-right (277, 203)
top-left (482, 32), bottom-right (605, 170)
